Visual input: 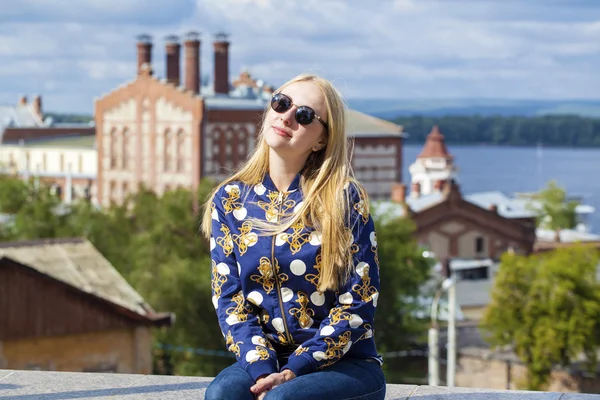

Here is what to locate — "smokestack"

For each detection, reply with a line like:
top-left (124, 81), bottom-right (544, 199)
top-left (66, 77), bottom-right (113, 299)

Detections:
top-left (391, 183), bottom-right (406, 204)
top-left (184, 31), bottom-right (201, 94)
top-left (165, 35), bottom-right (181, 87)
top-left (136, 34), bottom-right (153, 75)
top-left (32, 95), bottom-right (42, 118)
top-left (213, 33), bottom-right (230, 95)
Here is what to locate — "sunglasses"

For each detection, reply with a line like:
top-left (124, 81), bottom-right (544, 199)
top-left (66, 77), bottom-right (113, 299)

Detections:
top-left (271, 93), bottom-right (328, 131)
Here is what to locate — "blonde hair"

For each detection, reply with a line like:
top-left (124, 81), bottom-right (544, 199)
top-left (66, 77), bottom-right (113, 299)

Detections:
top-left (201, 73), bottom-right (367, 292)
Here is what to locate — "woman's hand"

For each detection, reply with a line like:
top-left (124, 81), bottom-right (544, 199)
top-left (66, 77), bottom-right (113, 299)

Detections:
top-left (251, 370), bottom-right (296, 398)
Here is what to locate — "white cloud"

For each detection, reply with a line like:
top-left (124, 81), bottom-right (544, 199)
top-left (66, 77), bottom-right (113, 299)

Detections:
top-left (0, 0), bottom-right (598, 113)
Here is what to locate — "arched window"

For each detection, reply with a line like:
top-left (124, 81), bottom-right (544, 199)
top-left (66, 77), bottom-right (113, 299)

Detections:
top-left (164, 129), bottom-right (173, 172)
top-left (176, 129), bottom-right (185, 172)
top-left (122, 128), bottom-right (129, 169)
top-left (110, 128), bottom-right (118, 168)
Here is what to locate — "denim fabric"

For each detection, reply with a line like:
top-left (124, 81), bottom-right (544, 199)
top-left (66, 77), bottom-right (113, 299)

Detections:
top-left (205, 357), bottom-right (386, 400)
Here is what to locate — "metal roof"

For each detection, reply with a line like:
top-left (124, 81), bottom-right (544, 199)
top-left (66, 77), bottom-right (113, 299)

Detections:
top-left (0, 238), bottom-right (152, 317)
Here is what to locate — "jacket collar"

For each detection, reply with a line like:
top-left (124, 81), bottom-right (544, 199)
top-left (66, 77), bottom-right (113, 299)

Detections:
top-left (262, 172), bottom-right (301, 193)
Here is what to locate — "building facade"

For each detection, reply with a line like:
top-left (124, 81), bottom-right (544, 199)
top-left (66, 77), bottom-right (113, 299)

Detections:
top-left (95, 32), bottom-right (404, 206)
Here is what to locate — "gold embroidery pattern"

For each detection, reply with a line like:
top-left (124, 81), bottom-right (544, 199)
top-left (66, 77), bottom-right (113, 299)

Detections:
top-left (225, 292), bottom-right (253, 323)
top-left (216, 224), bottom-right (234, 256)
top-left (289, 292), bottom-right (315, 329)
top-left (318, 331), bottom-right (352, 369)
top-left (254, 337), bottom-right (275, 352)
top-left (257, 191), bottom-right (281, 222)
top-left (257, 192), bottom-right (295, 221)
top-left (305, 254), bottom-right (322, 289)
top-left (352, 265), bottom-right (378, 303)
top-left (283, 220), bottom-right (311, 254)
top-left (277, 332), bottom-right (290, 345)
top-left (251, 346), bottom-right (271, 363)
top-left (211, 260), bottom-right (227, 298)
top-left (354, 199), bottom-right (369, 224)
top-left (250, 257), bottom-right (288, 294)
top-left (260, 309), bottom-right (270, 325)
top-left (357, 324), bottom-right (373, 341)
top-left (294, 346), bottom-right (309, 356)
top-left (225, 331), bottom-right (242, 357)
top-left (222, 186), bottom-right (243, 214)
top-left (231, 221), bottom-right (258, 255)
top-left (328, 306), bottom-right (352, 326)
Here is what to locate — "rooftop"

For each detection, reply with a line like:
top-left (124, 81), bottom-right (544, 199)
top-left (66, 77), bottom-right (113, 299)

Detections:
top-left (0, 369), bottom-right (595, 399)
top-left (0, 238), bottom-right (150, 317)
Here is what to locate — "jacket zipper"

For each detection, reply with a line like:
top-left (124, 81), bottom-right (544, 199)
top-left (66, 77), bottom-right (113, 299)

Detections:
top-left (272, 190), bottom-right (293, 344)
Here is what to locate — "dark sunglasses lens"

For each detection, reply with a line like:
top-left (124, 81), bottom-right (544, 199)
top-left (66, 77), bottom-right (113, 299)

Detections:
top-left (271, 94), bottom-right (292, 113)
top-left (296, 107), bottom-right (315, 125)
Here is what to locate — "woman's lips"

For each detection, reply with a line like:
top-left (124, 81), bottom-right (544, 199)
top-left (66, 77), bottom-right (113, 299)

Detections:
top-left (273, 126), bottom-right (291, 138)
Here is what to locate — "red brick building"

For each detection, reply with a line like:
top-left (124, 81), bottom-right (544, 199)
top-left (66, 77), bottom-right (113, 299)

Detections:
top-left (95, 32), bottom-right (404, 205)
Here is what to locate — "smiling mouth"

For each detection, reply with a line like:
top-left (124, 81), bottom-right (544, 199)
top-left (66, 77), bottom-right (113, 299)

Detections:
top-left (273, 126), bottom-right (292, 138)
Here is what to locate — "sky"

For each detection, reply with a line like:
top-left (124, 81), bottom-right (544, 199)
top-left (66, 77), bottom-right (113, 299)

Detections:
top-left (1, 0), bottom-right (599, 114)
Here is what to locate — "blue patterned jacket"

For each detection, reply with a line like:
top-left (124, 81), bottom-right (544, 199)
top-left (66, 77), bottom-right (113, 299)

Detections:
top-left (210, 173), bottom-right (382, 380)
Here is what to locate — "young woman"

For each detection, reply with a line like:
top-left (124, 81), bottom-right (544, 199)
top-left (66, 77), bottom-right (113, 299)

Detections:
top-left (202, 74), bottom-right (385, 400)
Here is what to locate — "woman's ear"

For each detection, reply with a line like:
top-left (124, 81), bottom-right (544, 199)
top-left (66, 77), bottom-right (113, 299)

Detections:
top-left (312, 137), bottom-right (327, 152)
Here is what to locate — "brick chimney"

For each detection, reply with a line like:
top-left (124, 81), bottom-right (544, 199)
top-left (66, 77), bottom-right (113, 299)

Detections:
top-left (18, 96), bottom-right (27, 106)
top-left (136, 34), bottom-right (153, 76)
top-left (32, 95), bottom-right (42, 118)
top-left (183, 31), bottom-right (201, 94)
top-left (411, 182), bottom-right (421, 198)
top-left (391, 183), bottom-right (406, 204)
top-left (165, 35), bottom-right (181, 86)
top-left (213, 33), bottom-right (230, 95)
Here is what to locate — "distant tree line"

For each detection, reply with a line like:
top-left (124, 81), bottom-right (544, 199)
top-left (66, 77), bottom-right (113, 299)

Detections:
top-left (44, 113), bottom-right (93, 124)
top-left (392, 115), bottom-right (600, 147)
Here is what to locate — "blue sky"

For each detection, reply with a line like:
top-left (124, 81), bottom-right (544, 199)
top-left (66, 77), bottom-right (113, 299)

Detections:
top-left (1, 0), bottom-right (599, 114)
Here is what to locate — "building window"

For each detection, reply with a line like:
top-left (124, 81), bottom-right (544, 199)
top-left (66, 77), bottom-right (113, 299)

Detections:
top-left (110, 128), bottom-right (118, 169)
top-left (176, 130), bottom-right (185, 172)
top-left (163, 129), bottom-right (171, 172)
top-left (475, 237), bottom-right (484, 254)
top-left (122, 128), bottom-right (129, 169)
top-left (109, 181), bottom-right (117, 203)
top-left (457, 266), bottom-right (489, 281)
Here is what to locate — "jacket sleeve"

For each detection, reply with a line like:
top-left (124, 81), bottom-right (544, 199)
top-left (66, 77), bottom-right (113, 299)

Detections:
top-left (283, 181), bottom-right (380, 376)
top-left (210, 185), bottom-right (279, 381)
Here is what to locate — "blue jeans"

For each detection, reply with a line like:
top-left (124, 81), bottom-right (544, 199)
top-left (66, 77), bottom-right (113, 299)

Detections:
top-left (205, 357), bottom-right (386, 400)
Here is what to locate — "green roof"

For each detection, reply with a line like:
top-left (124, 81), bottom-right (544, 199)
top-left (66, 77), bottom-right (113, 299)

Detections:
top-left (346, 109), bottom-right (403, 137)
top-left (23, 135), bottom-right (96, 149)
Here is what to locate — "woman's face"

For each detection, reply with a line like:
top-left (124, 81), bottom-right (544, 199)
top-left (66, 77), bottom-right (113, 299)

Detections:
top-left (264, 81), bottom-right (328, 160)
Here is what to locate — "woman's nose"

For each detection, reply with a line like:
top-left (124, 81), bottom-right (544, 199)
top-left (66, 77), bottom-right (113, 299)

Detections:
top-left (280, 106), bottom-right (296, 125)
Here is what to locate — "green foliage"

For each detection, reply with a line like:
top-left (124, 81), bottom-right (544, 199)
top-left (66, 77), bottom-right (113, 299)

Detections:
top-left (482, 247), bottom-right (600, 390)
top-left (528, 180), bottom-right (579, 230)
top-left (44, 113), bottom-right (93, 124)
top-left (0, 175), bottom-right (433, 379)
top-left (393, 115), bottom-right (600, 147)
top-left (372, 209), bottom-right (433, 383)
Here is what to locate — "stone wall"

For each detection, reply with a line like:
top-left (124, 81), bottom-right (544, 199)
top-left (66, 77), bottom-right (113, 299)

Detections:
top-left (0, 369), bottom-right (598, 399)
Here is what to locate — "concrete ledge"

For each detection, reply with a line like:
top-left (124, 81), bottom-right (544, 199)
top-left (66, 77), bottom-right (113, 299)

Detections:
top-left (0, 369), bottom-right (598, 399)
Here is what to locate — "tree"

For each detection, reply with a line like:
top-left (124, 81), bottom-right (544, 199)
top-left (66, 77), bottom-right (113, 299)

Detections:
top-left (372, 210), bottom-right (434, 383)
top-left (530, 180), bottom-right (579, 230)
top-left (482, 246), bottom-right (600, 390)
top-left (0, 175), bottom-right (434, 379)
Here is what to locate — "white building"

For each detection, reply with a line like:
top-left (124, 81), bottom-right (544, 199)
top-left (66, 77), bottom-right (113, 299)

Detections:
top-left (0, 136), bottom-right (97, 203)
top-left (408, 126), bottom-right (458, 197)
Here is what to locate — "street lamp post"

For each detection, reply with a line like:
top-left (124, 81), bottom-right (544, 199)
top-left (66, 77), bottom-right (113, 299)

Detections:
top-left (428, 277), bottom-right (455, 387)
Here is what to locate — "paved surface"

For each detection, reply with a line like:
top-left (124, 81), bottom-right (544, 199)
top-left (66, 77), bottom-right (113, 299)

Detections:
top-left (0, 369), bottom-right (598, 399)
